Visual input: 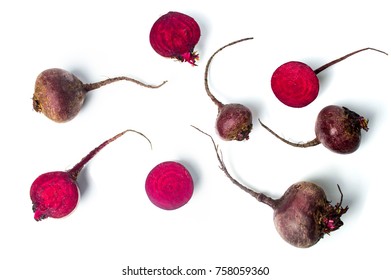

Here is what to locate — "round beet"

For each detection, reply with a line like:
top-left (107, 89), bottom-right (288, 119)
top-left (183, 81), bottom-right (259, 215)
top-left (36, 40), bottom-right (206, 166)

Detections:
top-left (274, 182), bottom-right (346, 248)
top-left (193, 127), bottom-right (348, 248)
top-left (259, 105), bottom-right (369, 154)
top-left (33, 68), bottom-right (166, 123)
top-left (149, 11), bottom-right (201, 66)
top-left (30, 129), bottom-right (151, 221)
top-left (204, 38), bottom-right (254, 141)
top-left (271, 61), bottom-right (319, 108)
top-left (271, 48), bottom-right (388, 108)
top-left (145, 161), bottom-right (194, 210)
top-left (31, 171), bottom-right (80, 221)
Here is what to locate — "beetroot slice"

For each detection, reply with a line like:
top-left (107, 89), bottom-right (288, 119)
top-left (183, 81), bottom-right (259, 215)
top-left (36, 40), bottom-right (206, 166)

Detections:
top-left (271, 61), bottom-right (319, 108)
top-left (145, 161), bottom-right (194, 210)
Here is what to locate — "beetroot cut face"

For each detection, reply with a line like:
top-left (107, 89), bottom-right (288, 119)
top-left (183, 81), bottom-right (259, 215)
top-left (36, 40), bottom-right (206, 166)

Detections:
top-left (271, 61), bottom-right (319, 108)
top-left (204, 37), bottom-right (254, 141)
top-left (271, 47), bottom-right (388, 108)
top-left (30, 171), bottom-right (80, 221)
top-left (33, 68), bottom-right (166, 123)
top-left (145, 161), bottom-right (194, 210)
top-left (149, 11), bottom-right (201, 66)
top-left (192, 126), bottom-right (348, 248)
top-left (30, 129), bottom-right (151, 221)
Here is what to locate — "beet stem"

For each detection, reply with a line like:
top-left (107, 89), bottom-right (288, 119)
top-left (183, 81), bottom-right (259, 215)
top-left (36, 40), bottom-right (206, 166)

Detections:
top-left (191, 125), bottom-right (278, 209)
top-left (258, 118), bottom-right (320, 148)
top-left (313, 47), bottom-right (388, 75)
top-left (204, 37), bottom-right (254, 109)
top-left (67, 129), bottom-right (152, 180)
top-left (83, 77), bottom-right (167, 92)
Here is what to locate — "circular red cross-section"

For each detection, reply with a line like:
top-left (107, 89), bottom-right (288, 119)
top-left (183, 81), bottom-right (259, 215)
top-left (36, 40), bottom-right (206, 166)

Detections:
top-left (271, 61), bottom-right (319, 108)
top-left (145, 161), bottom-right (194, 210)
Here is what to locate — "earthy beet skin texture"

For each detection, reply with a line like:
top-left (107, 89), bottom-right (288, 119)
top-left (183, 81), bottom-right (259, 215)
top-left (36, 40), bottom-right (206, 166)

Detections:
top-left (204, 38), bottom-right (254, 141)
top-left (145, 161), bottom-right (194, 210)
top-left (149, 11), bottom-right (201, 65)
top-left (30, 129), bottom-right (151, 221)
top-left (271, 47), bottom-right (388, 108)
top-left (33, 68), bottom-right (166, 123)
top-left (259, 105), bottom-right (369, 154)
top-left (193, 126), bottom-right (348, 248)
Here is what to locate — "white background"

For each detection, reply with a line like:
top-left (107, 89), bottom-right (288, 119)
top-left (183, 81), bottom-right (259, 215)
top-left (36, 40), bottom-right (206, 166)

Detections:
top-left (1, 0), bottom-right (390, 279)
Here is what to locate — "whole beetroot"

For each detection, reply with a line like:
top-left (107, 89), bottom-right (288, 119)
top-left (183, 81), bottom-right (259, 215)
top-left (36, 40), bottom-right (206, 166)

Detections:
top-left (204, 38), bottom-right (254, 141)
top-left (259, 105), bottom-right (369, 154)
top-left (30, 129), bottom-right (151, 221)
top-left (149, 11), bottom-right (201, 66)
top-left (33, 68), bottom-right (166, 123)
top-left (193, 126), bottom-right (348, 248)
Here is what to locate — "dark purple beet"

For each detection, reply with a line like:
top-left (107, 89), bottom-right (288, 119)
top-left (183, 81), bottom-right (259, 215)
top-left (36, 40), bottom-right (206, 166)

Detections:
top-left (192, 126), bottom-right (348, 248)
top-left (259, 105), bottom-right (369, 154)
top-left (204, 38), bottom-right (254, 141)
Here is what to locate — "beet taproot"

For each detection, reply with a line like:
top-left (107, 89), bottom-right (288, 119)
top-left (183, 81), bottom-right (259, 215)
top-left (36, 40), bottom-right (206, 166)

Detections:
top-left (192, 126), bottom-right (348, 248)
top-left (259, 105), bottom-right (369, 154)
top-left (204, 37), bottom-right (254, 141)
top-left (33, 68), bottom-right (166, 122)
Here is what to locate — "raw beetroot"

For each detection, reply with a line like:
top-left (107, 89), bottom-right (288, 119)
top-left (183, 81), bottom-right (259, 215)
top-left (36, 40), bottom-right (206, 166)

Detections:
top-left (204, 37), bottom-right (254, 141)
top-left (259, 105), bottom-right (369, 154)
top-left (193, 127), bottom-right (348, 248)
top-left (145, 161), bottom-right (194, 210)
top-left (149, 11), bottom-right (201, 66)
top-left (30, 129), bottom-right (151, 221)
top-left (33, 68), bottom-right (167, 123)
top-left (271, 47), bottom-right (388, 107)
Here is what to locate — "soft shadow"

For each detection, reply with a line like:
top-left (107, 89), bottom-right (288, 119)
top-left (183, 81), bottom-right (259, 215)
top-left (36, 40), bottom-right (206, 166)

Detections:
top-left (76, 165), bottom-right (91, 199)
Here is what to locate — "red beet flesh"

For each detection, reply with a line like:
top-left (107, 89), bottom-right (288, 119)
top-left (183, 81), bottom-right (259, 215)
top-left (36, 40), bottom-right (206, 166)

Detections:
top-left (259, 105), bottom-right (368, 154)
top-left (271, 47), bottom-right (388, 108)
top-left (149, 11), bottom-right (201, 66)
top-left (271, 61), bottom-right (319, 108)
top-left (145, 161), bottom-right (194, 210)
top-left (204, 38), bottom-right (254, 141)
top-left (31, 171), bottom-right (79, 221)
top-left (193, 127), bottom-right (348, 248)
top-left (33, 68), bottom-right (166, 123)
top-left (30, 129), bottom-right (151, 221)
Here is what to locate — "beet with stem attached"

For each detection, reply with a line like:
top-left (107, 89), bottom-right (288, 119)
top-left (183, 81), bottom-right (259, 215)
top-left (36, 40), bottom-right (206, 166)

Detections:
top-left (271, 47), bottom-right (388, 108)
top-left (30, 129), bottom-right (151, 221)
top-left (149, 11), bottom-right (201, 66)
top-left (145, 161), bottom-right (194, 210)
top-left (204, 37), bottom-right (254, 141)
top-left (33, 68), bottom-right (167, 123)
top-left (259, 105), bottom-right (369, 154)
top-left (192, 126), bottom-right (348, 248)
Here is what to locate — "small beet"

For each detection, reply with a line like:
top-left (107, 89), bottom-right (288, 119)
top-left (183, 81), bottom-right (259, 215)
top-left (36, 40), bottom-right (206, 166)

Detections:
top-left (193, 126), bottom-right (348, 248)
top-left (271, 48), bottom-right (388, 108)
top-left (30, 129), bottom-right (151, 221)
top-left (149, 11), bottom-right (201, 66)
top-left (204, 38), bottom-right (254, 141)
top-left (145, 161), bottom-right (194, 210)
top-left (259, 105), bottom-right (369, 154)
top-left (33, 68), bottom-right (167, 122)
